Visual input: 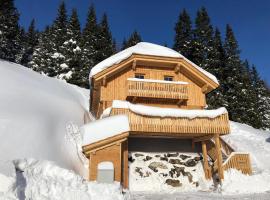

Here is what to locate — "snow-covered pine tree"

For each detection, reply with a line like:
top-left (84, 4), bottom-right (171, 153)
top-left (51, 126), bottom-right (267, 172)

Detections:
top-left (206, 28), bottom-right (228, 109)
top-left (21, 19), bottom-right (39, 67)
top-left (29, 26), bottom-right (56, 76)
top-left (250, 66), bottom-right (270, 130)
top-left (192, 7), bottom-right (214, 71)
top-left (0, 0), bottom-right (22, 63)
top-left (95, 13), bottom-right (115, 64)
top-left (121, 30), bottom-right (142, 50)
top-left (50, 1), bottom-right (70, 79)
top-left (63, 8), bottom-right (85, 87)
top-left (81, 4), bottom-right (99, 74)
top-left (223, 24), bottom-right (249, 123)
top-left (239, 60), bottom-right (259, 127)
top-left (173, 9), bottom-right (193, 60)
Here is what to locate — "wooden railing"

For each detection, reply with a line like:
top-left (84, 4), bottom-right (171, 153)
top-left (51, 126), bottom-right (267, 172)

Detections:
top-left (207, 138), bottom-right (252, 176)
top-left (223, 152), bottom-right (252, 175)
top-left (126, 79), bottom-right (189, 100)
top-left (110, 108), bottom-right (230, 136)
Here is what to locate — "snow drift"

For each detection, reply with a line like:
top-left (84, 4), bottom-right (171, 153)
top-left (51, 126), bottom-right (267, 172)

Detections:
top-left (0, 60), bottom-right (89, 177)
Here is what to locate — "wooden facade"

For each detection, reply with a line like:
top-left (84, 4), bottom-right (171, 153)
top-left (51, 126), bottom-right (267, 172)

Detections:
top-left (85, 52), bottom-right (252, 187)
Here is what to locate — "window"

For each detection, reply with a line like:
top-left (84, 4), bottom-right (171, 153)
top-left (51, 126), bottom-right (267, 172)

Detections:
top-left (135, 74), bottom-right (145, 79)
top-left (164, 76), bottom-right (173, 81)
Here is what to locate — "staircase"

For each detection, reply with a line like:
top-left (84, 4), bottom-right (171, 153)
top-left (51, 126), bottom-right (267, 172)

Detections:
top-left (205, 137), bottom-right (252, 179)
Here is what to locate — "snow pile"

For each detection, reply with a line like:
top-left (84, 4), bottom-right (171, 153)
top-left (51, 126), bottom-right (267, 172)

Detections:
top-left (220, 121), bottom-right (270, 194)
top-left (11, 159), bottom-right (123, 200)
top-left (89, 42), bottom-right (218, 84)
top-left (102, 100), bottom-right (227, 119)
top-left (0, 60), bottom-right (90, 177)
top-left (129, 152), bottom-right (211, 192)
top-left (222, 169), bottom-right (270, 194)
top-left (127, 78), bottom-right (188, 85)
top-left (81, 115), bottom-right (130, 145)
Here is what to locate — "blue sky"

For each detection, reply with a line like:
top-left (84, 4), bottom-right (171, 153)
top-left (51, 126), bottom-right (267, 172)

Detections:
top-left (15, 0), bottom-right (270, 83)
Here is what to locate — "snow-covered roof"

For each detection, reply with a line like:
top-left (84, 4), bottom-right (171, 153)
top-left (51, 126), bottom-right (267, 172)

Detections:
top-left (102, 100), bottom-right (228, 119)
top-left (89, 42), bottom-right (218, 84)
top-left (127, 78), bottom-right (188, 85)
top-left (81, 115), bottom-right (130, 146)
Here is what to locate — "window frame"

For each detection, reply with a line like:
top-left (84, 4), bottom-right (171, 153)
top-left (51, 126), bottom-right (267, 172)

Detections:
top-left (135, 73), bottom-right (145, 79)
top-left (164, 75), bottom-right (174, 81)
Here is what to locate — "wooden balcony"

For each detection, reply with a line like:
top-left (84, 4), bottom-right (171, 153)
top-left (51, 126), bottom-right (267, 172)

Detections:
top-left (126, 78), bottom-right (189, 100)
top-left (110, 108), bottom-right (230, 137)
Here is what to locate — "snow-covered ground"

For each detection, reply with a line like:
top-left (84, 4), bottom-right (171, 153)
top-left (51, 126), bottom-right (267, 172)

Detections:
top-left (0, 60), bottom-right (270, 199)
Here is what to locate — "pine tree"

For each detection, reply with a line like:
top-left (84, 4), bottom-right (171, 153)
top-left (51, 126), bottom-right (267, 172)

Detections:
top-left (0, 0), bottom-right (22, 62)
top-left (50, 1), bottom-right (69, 79)
top-left (206, 28), bottom-right (227, 109)
top-left (63, 8), bottom-right (84, 86)
top-left (81, 4), bottom-right (99, 74)
top-left (192, 7), bottom-right (214, 70)
top-left (173, 9), bottom-right (193, 59)
top-left (223, 24), bottom-right (248, 123)
top-left (121, 30), bottom-right (142, 50)
top-left (250, 66), bottom-right (270, 129)
top-left (29, 26), bottom-right (56, 75)
top-left (95, 13), bottom-right (115, 64)
top-left (21, 19), bottom-right (39, 67)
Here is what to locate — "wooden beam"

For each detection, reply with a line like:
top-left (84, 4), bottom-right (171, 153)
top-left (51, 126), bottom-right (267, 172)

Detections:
top-left (214, 134), bottom-right (224, 181)
top-left (193, 135), bottom-right (214, 143)
top-left (201, 84), bottom-right (209, 93)
top-left (174, 63), bottom-right (181, 73)
top-left (202, 141), bottom-right (211, 179)
top-left (123, 140), bottom-right (129, 189)
top-left (102, 76), bottom-right (107, 87)
top-left (132, 60), bottom-right (136, 71)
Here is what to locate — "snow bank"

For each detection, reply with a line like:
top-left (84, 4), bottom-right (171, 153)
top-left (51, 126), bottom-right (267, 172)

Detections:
top-left (82, 115), bottom-right (129, 145)
top-left (0, 60), bottom-right (90, 177)
top-left (89, 42), bottom-right (218, 84)
top-left (127, 78), bottom-right (188, 85)
top-left (220, 121), bottom-right (270, 194)
top-left (102, 100), bottom-right (227, 119)
top-left (11, 159), bottom-right (123, 200)
top-left (222, 122), bottom-right (270, 172)
top-left (222, 169), bottom-right (270, 194)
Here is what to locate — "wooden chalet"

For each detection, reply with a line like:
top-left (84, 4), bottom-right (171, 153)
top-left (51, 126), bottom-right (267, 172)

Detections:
top-left (82, 42), bottom-right (252, 189)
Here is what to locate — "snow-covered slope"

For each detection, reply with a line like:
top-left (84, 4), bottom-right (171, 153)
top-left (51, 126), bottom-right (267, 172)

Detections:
top-left (0, 60), bottom-right (89, 177)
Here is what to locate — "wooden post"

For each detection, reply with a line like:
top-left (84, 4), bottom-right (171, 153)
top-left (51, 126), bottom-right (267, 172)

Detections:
top-left (202, 141), bottom-right (211, 179)
top-left (122, 140), bottom-right (129, 189)
top-left (214, 134), bottom-right (224, 180)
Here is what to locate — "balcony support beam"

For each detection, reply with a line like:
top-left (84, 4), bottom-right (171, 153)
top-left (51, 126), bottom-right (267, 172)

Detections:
top-left (214, 134), bottom-right (224, 181)
top-left (193, 135), bottom-right (214, 143)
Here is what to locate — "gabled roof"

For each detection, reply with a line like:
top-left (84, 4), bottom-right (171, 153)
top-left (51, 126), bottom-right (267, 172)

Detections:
top-left (89, 42), bottom-right (219, 85)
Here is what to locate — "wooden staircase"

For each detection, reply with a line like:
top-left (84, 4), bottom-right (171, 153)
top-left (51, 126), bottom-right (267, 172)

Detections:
top-left (204, 137), bottom-right (252, 180)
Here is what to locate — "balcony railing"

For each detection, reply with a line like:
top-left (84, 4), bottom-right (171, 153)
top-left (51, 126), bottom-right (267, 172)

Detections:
top-left (110, 107), bottom-right (230, 136)
top-left (126, 78), bottom-right (188, 100)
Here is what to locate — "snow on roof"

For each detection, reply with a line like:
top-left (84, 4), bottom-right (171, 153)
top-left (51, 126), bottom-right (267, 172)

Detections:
top-left (103, 100), bottom-right (227, 119)
top-left (89, 42), bottom-right (218, 84)
top-left (127, 78), bottom-right (188, 85)
top-left (98, 161), bottom-right (114, 170)
top-left (81, 115), bottom-right (130, 146)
